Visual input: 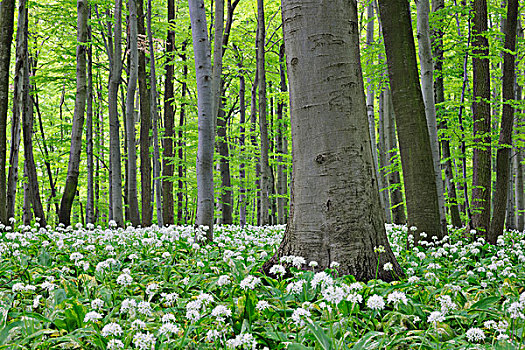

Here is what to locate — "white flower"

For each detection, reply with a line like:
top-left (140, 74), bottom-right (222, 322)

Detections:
top-left (437, 295), bottom-right (457, 314)
top-left (322, 285), bottom-right (345, 305)
top-left (107, 339), bottom-right (124, 350)
top-left (346, 293), bottom-right (363, 304)
top-left (311, 272), bottom-right (333, 289)
top-left (291, 307), bottom-right (311, 327)
top-left (226, 333), bottom-right (256, 349)
top-left (383, 262), bottom-right (393, 271)
top-left (217, 275), bottom-right (231, 286)
top-left (269, 264), bottom-right (286, 276)
top-left (120, 298), bottom-right (137, 313)
top-left (161, 292), bottom-right (178, 306)
top-left (240, 275), bottom-right (260, 290)
top-left (116, 273), bottom-right (133, 286)
top-left (70, 252), bottom-right (84, 261)
top-left (84, 311), bottom-right (103, 323)
top-left (146, 283), bottom-right (159, 296)
top-left (286, 280), bottom-right (307, 295)
top-left (131, 319), bottom-right (146, 330)
top-left (91, 298), bottom-right (104, 310)
top-left (211, 305), bottom-right (232, 322)
top-left (507, 301), bottom-right (524, 319)
top-left (387, 291), bottom-right (408, 306)
top-left (408, 276), bottom-right (420, 284)
top-left (133, 332), bottom-right (156, 350)
top-left (427, 311), bottom-right (445, 325)
top-left (329, 261), bottom-right (340, 269)
top-left (465, 327), bottom-right (485, 342)
top-left (158, 322), bottom-right (180, 336)
top-left (367, 295), bottom-right (385, 311)
top-left (32, 295), bottom-right (42, 309)
top-left (101, 323), bottom-right (123, 337)
top-left (162, 252), bottom-right (171, 259)
top-left (309, 261), bottom-right (318, 268)
top-left (256, 300), bottom-right (270, 311)
top-left (137, 301), bottom-right (152, 316)
top-left (12, 283), bottom-right (25, 293)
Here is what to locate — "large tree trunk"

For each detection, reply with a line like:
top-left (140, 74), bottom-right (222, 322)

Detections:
top-left (108, 0), bottom-right (124, 226)
top-left (265, 0), bottom-right (402, 282)
top-left (250, 63), bottom-right (261, 225)
top-left (257, 0), bottom-right (272, 226)
top-left (162, 0), bottom-right (176, 226)
top-left (488, 0), bottom-right (518, 243)
top-left (147, 0), bottom-right (162, 226)
top-left (125, 0), bottom-right (140, 226)
top-left (0, 0), bottom-right (15, 225)
top-left (7, 0), bottom-right (26, 221)
top-left (189, 0), bottom-right (214, 239)
top-left (378, 0), bottom-right (444, 240)
top-left (138, 0), bottom-right (152, 226)
top-left (59, 0), bottom-right (89, 226)
top-left (416, 0), bottom-right (447, 229)
top-left (276, 43), bottom-right (288, 225)
top-left (515, 48), bottom-right (524, 231)
top-left (471, 0), bottom-right (492, 235)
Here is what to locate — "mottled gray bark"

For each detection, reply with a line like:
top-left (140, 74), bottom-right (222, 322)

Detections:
top-left (59, 0), bottom-right (89, 226)
top-left (125, 0), bottom-right (140, 226)
top-left (138, 0), bottom-right (152, 227)
top-left (177, 42), bottom-right (188, 224)
top-left (86, 14), bottom-right (94, 224)
top-left (7, 0), bottom-right (26, 221)
top-left (147, 0), bottom-right (162, 226)
top-left (276, 43), bottom-right (288, 225)
top-left (0, 0), bottom-right (15, 225)
top-left (108, 0), bottom-right (124, 226)
top-left (378, 0), bottom-right (444, 240)
top-left (265, 0), bottom-right (402, 282)
top-left (488, 0), bottom-right (518, 242)
top-left (257, 0), bottom-right (272, 226)
top-left (238, 62), bottom-right (247, 227)
top-left (189, 0), bottom-right (214, 239)
top-left (416, 0), bottom-right (447, 229)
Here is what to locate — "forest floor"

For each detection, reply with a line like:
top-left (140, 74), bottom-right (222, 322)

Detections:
top-left (0, 222), bottom-right (523, 349)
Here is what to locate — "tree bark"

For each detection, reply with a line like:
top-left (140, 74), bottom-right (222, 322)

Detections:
top-left (137, 0), bottom-right (152, 226)
top-left (0, 0), bottom-right (16, 224)
top-left (145, 0), bottom-right (162, 226)
top-left (488, 0), bottom-right (518, 242)
top-left (177, 42), bottom-right (188, 224)
top-left (384, 88), bottom-right (406, 224)
top-left (162, 0), bottom-right (176, 226)
top-left (471, 0), bottom-right (492, 235)
top-left (515, 43), bottom-right (524, 231)
top-left (7, 0), bottom-right (26, 221)
top-left (59, 0), bottom-right (89, 226)
top-left (125, 0), bottom-right (140, 226)
top-left (108, 0), bottom-right (124, 226)
top-left (276, 43), bottom-right (288, 225)
top-left (217, 92), bottom-right (232, 224)
top-left (265, 0), bottom-right (402, 281)
top-left (86, 10), bottom-right (94, 224)
top-left (378, 0), bottom-right (444, 240)
top-left (416, 0), bottom-right (447, 229)
top-left (238, 58), bottom-right (247, 227)
top-left (189, 0), bottom-right (214, 239)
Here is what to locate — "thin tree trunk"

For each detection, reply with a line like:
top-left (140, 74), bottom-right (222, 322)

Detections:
top-left (416, 0), bottom-right (447, 229)
top-left (217, 92), bottom-right (232, 224)
top-left (378, 0), bottom-right (445, 240)
top-left (125, 0), bottom-right (140, 226)
top-left (108, 0), bottom-right (124, 226)
top-left (59, 0), bottom-right (89, 226)
top-left (189, 0), bottom-right (214, 238)
top-left (506, 157), bottom-right (516, 230)
top-left (276, 43), bottom-right (287, 225)
top-left (162, 0), bottom-right (176, 225)
top-left (22, 162), bottom-right (31, 225)
top-left (515, 42), bottom-right (524, 231)
top-left (146, 0), bottom-right (162, 226)
top-left (384, 88), bottom-right (406, 224)
top-left (7, 0), bottom-right (26, 221)
top-left (265, 0), bottom-right (402, 281)
top-left (177, 42), bottom-right (188, 224)
top-left (471, 0), bottom-right (492, 235)
top-left (0, 0), bottom-right (15, 225)
top-left (137, 0), bottom-right (152, 226)
top-left (86, 9), bottom-right (95, 224)
top-left (488, 0), bottom-right (518, 242)
top-left (250, 60), bottom-right (261, 226)
top-left (257, 0), bottom-right (272, 226)
top-left (238, 59), bottom-right (247, 227)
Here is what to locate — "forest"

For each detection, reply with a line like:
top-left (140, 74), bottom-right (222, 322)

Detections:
top-left (0, 0), bottom-right (524, 348)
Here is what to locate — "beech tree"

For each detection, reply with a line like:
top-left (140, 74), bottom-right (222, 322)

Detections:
top-left (59, 0), bottom-right (88, 226)
top-left (264, 0), bottom-right (402, 281)
top-left (378, 0), bottom-right (445, 240)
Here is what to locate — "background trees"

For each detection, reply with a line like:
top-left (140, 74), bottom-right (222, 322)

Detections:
top-left (0, 0), bottom-right (521, 249)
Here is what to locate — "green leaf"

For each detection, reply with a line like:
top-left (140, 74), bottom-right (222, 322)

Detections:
top-left (305, 321), bottom-right (335, 350)
top-left (351, 331), bottom-right (384, 350)
top-left (469, 296), bottom-right (500, 310)
top-left (54, 288), bottom-right (68, 307)
top-left (286, 344), bottom-right (314, 350)
top-left (38, 252), bottom-right (52, 267)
